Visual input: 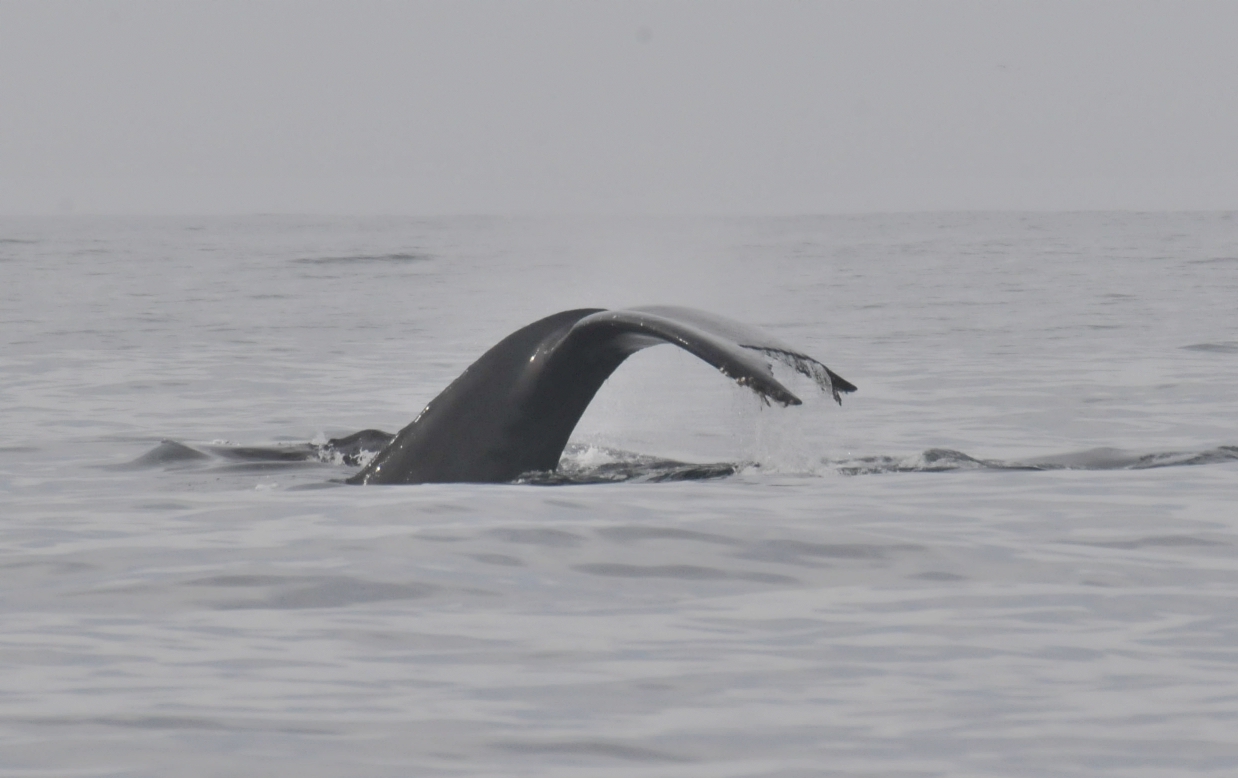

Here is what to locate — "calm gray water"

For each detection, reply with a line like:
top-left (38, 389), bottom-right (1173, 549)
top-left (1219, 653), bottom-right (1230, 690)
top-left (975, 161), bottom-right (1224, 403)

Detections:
top-left (2, 213), bottom-right (1237, 776)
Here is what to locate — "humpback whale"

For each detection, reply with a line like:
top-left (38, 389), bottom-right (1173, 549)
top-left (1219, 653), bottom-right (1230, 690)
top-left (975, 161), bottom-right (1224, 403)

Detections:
top-left (349, 306), bottom-right (855, 485)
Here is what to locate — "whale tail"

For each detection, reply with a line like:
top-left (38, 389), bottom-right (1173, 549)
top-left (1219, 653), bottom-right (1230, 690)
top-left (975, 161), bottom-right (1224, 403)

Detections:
top-left (350, 306), bottom-right (854, 485)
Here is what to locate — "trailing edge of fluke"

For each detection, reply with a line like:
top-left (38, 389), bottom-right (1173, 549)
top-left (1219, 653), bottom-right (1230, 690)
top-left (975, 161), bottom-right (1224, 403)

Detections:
top-left (348, 306), bottom-right (855, 485)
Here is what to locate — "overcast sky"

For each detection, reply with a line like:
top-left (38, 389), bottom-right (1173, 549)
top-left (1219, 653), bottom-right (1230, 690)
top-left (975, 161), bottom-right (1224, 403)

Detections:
top-left (3, 1), bottom-right (1237, 215)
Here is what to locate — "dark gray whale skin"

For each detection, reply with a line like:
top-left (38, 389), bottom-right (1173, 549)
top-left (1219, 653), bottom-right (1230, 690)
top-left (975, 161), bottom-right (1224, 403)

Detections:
top-left (348, 306), bottom-right (855, 485)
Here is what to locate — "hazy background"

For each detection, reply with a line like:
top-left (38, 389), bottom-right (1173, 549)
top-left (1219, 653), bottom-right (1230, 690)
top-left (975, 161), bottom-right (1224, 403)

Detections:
top-left (3, 0), bottom-right (1237, 216)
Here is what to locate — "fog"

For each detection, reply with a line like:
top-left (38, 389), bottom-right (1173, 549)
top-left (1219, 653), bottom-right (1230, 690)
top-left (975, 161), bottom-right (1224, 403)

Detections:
top-left (3, 1), bottom-right (1236, 215)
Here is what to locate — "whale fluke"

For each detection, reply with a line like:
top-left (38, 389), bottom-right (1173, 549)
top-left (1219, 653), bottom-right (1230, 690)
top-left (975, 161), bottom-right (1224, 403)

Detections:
top-left (349, 306), bottom-right (855, 485)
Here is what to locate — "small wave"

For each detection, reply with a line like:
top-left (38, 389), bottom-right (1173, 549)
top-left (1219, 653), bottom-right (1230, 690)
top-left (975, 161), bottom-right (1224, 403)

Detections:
top-left (122, 440), bottom-right (212, 468)
top-left (294, 252), bottom-right (432, 264)
top-left (830, 446), bottom-right (1238, 475)
top-left (1182, 342), bottom-right (1238, 354)
top-left (1064, 535), bottom-right (1227, 550)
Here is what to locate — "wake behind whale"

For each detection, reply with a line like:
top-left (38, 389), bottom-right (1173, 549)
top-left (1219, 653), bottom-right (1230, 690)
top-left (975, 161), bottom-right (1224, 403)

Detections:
top-left (124, 437), bottom-right (1238, 484)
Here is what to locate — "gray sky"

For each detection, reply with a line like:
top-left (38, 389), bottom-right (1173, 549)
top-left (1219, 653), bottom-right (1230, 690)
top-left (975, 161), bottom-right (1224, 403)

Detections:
top-left (3, 1), bottom-right (1237, 215)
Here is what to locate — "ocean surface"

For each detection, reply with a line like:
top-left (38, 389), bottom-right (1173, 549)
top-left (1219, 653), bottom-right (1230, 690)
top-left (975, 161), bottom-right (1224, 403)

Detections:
top-left (2, 212), bottom-right (1236, 776)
